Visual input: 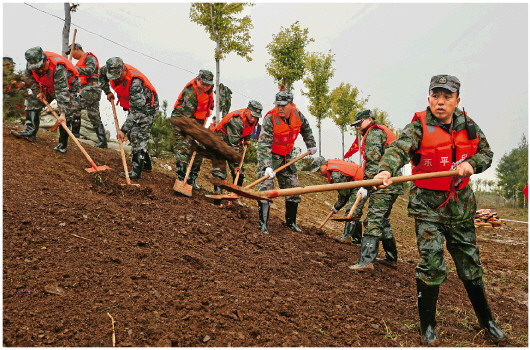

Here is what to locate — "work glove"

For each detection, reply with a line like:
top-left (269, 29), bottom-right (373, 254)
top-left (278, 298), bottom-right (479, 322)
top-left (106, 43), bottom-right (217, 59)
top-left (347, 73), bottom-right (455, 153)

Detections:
top-left (264, 167), bottom-right (276, 179)
top-left (358, 187), bottom-right (368, 199)
top-left (308, 147), bottom-right (318, 155)
top-left (331, 206), bottom-right (339, 214)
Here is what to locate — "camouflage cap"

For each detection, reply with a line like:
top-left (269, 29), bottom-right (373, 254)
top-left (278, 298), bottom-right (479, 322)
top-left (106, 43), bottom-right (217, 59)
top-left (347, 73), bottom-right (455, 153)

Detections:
top-left (25, 46), bottom-right (46, 70)
top-left (65, 43), bottom-right (83, 55)
top-left (273, 91), bottom-right (294, 106)
top-left (198, 70), bottom-right (214, 85)
top-left (429, 74), bottom-right (460, 93)
top-left (3, 57), bottom-right (14, 63)
top-left (105, 57), bottom-right (124, 80)
top-left (247, 100), bottom-right (263, 118)
top-left (310, 156), bottom-right (327, 172)
top-left (351, 109), bottom-right (372, 127)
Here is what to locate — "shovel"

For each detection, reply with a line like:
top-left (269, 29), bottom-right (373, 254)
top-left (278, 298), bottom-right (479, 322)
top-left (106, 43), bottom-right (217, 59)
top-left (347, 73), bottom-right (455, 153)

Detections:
top-left (110, 101), bottom-right (140, 186)
top-left (206, 150), bottom-right (312, 201)
top-left (41, 98), bottom-right (111, 173)
top-left (332, 192), bottom-right (364, 222)
top-left (173, 118), bottom-right (209, 197)
top-left (215, 170), bottom-right (460, 200)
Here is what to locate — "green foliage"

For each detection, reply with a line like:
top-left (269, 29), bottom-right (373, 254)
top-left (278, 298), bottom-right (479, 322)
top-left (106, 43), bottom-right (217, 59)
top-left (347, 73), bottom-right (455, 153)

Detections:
top-left (372, 108), bottom-right (397, 133)
top-left (3, 61), bottom-right (28, 121)
top-left (189, 3), bottom-right (254, 62)
top-left (329, 82), bottom-right (368, 133)
top-left (149, 100), bottom-right (174, 158)
top-left (244, 138), bottom-right (258, 164)
top-left (496, 134), bottom-right (528, 206)
top-left (266, 21), bottom-right (314, 91)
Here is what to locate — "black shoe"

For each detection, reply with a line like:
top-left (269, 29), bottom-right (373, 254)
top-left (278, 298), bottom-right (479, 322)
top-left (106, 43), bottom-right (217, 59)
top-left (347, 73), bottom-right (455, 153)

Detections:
top-left (416, 279), bottom-right (439, 345)
top-left (53, 144), bottom-right (67, 153)
top-left (258, 201), bottom-right (270, 234)
top-left (349, 235), bottom-right (379, 271)
top-left (284, 201), bottom-right (302, 233)
top-left (12, 110), bottom-right (40, 140)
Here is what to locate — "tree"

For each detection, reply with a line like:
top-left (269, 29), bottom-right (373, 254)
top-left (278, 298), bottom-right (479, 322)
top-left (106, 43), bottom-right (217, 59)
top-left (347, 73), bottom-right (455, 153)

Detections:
top-left (371, 108), bottom-right (398, 135)
top-left (301, 51), bottom-right (335, 156)
top-left (496, 134), bottom-right (528, 207)
top-left (190, 3), bottom-right (254, 119)
top-left (62, 3), bottom-right (79, 57)
top-left (265, 21), bottom-right (314, 91)
top-left (329, 83), bottom-right (368, 158)
top-left (149, 100), bottom-right (174, 158)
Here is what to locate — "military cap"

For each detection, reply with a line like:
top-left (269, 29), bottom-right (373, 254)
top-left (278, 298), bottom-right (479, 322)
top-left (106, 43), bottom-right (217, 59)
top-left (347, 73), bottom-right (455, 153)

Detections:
top-left (198, 70), bottom-right (214, 85)
top-left (274, 91), bottom-right (294, 106)
top-left (105, 57), bottom-right (124, 80)
top-left (25, 46), bottom-right (46, 70)
top-left (310, 156), bottom-right (327, 172)
top-left (351, 109), bottom-right (372, 127)
top-left (3, 57), bottom-right (14, 63)
top-left (429, 74), bottom-right (460, 93)
top-left (247, 100), bottom-right (263, 118)
top-left (65, 43), bottom-right (83, 55)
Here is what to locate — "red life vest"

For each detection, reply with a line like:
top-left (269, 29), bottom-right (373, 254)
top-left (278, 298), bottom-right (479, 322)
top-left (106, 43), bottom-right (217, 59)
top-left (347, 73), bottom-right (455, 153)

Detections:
top-left (173, 79), bottom-right (214, 120)
top-left (411, 110), bottom-right (479, 191)
top-left (325, 159), bottom-right (364, 183)
top-left (31, 51), bottom-right (78, 94)
top-left (360, 123), bottom-right (396, 164)
top-left (215, 109), bottom-right (257, 138)
top-left (268, 105), bottom-right (303, 155)
top-left (75, 52), bottom-right (99, 85)
top-left (110, 64), bottom-right (157, 110)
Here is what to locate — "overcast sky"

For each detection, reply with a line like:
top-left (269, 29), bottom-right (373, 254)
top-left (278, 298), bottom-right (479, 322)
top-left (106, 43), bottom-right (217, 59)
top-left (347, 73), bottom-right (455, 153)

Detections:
top-left (2, 1), bottom-right (528, 182)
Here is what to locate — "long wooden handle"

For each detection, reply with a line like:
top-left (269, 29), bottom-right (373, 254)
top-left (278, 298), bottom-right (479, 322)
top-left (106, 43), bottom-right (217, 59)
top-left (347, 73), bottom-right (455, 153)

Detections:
top-left (40, 98), bottom-right (98, 168)
top-left (244, 150), bottom-right (312, 189)
top-left (183, 117), bottom-right (209, 183)
top-left (261, 170), bottom-right (460, 198)
top-left (110, 102), bottom-right (132, 184)
top-left (233, 144), bottom-right (248, 185)
top-left (346, 192), bottom-right (364, 219)
top-left (68, 29), bottom-right (77, 61)
top-left (318, 210), bottom-right (335, 229)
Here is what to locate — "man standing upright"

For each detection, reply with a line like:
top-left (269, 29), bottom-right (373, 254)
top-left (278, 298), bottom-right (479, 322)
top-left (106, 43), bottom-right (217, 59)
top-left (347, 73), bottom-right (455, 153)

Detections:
top-left (256, 91), bottom-right (317, 234)
top-left (100, 57), bottom-right (159, 179)
top-left (171, 70), bottom-right (215, 190)
top-left (66, 43), bottom-right (107, 148)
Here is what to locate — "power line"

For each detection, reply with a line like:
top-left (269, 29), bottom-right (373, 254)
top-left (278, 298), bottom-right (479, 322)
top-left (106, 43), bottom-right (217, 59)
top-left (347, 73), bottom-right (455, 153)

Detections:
top-left (23, 2), bottom-right (254, 100)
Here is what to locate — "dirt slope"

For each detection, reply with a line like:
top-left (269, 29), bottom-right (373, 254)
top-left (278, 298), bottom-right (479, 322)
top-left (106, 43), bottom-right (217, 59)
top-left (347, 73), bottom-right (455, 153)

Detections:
top-left (3, 123), bottom-right (528, 347)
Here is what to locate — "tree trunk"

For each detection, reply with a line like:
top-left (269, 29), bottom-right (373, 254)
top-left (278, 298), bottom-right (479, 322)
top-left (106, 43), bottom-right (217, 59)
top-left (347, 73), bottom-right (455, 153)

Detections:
top-left (318, 119), bottom-right (321, 156)
top-left (341, 129), bottom-right (344, 159)
top-left (62, 3), bottom-right (72, 57)
top-left (215, 38), bottom-right (221, 120)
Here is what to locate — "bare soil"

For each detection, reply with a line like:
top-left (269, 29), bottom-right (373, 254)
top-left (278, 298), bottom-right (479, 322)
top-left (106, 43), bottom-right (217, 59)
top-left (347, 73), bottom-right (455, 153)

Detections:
top-left (3, 123), bottom-right (528, 347)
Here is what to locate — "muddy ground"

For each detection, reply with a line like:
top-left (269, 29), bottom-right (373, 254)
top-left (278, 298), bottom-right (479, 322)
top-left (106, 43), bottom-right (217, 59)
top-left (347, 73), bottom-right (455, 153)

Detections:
top-left (3, 123), bottom-right (528, 347)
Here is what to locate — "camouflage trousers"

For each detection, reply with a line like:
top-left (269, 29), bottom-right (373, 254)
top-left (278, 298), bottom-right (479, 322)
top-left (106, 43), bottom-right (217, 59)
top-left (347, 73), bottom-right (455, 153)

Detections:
top-left (363, 192), bottom-right (399, 240)
top-left (125, 111), bottom-right (154, 153)
top-left (173, 116), bottom-right (205, 176)
top-left (258, 153), bottom-right (300, 203)
top-left (415, 219), bottom-right (483, 286)
top-left (79, 86), bottom-right (104, 130)
top-left (343, 188), bottom-right (369, 218)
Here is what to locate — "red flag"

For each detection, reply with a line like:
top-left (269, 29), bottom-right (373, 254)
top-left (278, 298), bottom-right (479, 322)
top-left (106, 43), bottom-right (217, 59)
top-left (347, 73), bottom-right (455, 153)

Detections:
top-left (344, 135), bottom-right (360, 159)
top-left (522, 185), bottom-right (528, 201)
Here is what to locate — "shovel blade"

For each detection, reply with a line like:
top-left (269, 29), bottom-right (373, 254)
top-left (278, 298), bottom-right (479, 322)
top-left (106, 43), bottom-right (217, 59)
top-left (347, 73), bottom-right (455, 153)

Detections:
top-left (85, 165), bottom-right (112, 173)
top-left (173, 179), bottom-right (193, 197)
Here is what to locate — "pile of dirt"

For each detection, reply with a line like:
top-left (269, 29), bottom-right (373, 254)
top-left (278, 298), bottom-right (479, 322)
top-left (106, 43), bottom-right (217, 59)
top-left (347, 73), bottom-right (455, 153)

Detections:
top-left (3, 123), bottom-right (528, 347)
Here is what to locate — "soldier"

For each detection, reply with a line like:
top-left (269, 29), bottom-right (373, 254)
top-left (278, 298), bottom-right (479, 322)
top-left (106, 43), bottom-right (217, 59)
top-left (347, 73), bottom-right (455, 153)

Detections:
top-left (66, 43), bottom-right (108, 148)
top-left (374, 75), bottom-right (505, 344)
top-left (211, 100), bottom-right (263, 203)
top-left (311, 156), bottom-right (367, 243)
top-left (208, 116), bottom-right (217, 131)
top-left (3, 57), bottom-right (27, 120)
top-left (171, 70), bottom-right (214, 190)
top-left (218, 82), bottom-right (232, 117)
top-left (348, 109), bottom-right (404, 271)
top-left (257, 91), bottom-right (317, 234)
top-left (100, 57), bottom-right (159, 179)
top-left (13, 47), bottom-right (81, 152)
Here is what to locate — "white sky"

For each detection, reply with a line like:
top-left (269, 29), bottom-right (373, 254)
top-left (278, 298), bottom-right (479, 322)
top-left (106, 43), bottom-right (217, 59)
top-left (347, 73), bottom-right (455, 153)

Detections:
top-left (2, 1), bottom-right (528, 182)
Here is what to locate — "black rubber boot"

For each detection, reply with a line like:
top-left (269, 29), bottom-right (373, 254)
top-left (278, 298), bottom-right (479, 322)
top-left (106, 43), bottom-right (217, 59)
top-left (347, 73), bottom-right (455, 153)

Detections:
top-left (143, 151), bottom-right (152, 171)
top-left (121, 151), bottom-right (144, 179)
top-left (187, 173), bottom-right (200, 190)
top-left (378, 237), bottom-right (398, 267)
top-left (352, 220), bottom-right (363, 244)
top-left (284, 201), bottom-right (302, 233)
top-left (339, 220), bottom-right (355, 241)
top-left (175, 162), bottom-right (187, 181)
top-left (258, 201), bottom-right (270, 234)
top-left (93, 123), bottom-right (108, 148)
top-left (416, 279), bottom-right (440, 345)
top-left (53, 125), bottom-right (69, 153)
top-left (349, 235), bottom-right (379, 271)
top-left (463, 278), bottom-right (506, 339)
top-left (71, 117), bottom-right (81, 138)
top-left (213, 185), bottom-right (223, 206)
top-left (236, 173), bottom-right (245, 187)
top-left (12, 110), bottom-right (40, 140)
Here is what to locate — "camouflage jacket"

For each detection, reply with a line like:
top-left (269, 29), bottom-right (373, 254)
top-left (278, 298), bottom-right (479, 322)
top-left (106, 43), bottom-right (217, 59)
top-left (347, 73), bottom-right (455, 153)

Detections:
top-left (170, 83), bottom-right (213, 119)
top-left (361, 121), bottom-right (404, 195)
top-left (26, 64), bottom-right (79, 112)
top-left (76, 54), bottom-right (100, 91)
top-left (257, 108), bottom-right (317, 169)
top-left (378, 107), bottom-right (493, 223)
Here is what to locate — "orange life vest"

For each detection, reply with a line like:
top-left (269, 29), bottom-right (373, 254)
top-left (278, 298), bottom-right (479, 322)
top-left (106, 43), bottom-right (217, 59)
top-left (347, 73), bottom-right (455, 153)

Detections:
top-left (173, 79), bottom-right (214, 120)
top-left (31, 51), bottom-right (78, 94)
top-left (325, 159), bottom-right (364, 183)
top-left (411, 110), bottom-right (479, 191)
top-left (110, 64), bottom-right (157, 110)
top-left (269, 105), bottom-right (303, 155)
top-left (215, 109), bottom-right (257, 138)
top-left (360, 123), bottom-right (396, 164)
top-left (75, 52), bottom-right (99, 85)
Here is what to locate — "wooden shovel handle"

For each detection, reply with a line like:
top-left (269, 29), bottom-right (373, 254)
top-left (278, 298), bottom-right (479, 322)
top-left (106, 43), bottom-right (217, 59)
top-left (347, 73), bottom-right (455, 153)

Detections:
top-left (346, 192), bottom-right (364, 219)
top-left (245, 150), bottom-right (312, 189)
top-left (110, 102), bottom-right (132, 185)
top-left (68, 29), bottom-right (77, 61)
top-left (318, 210), bottom-right (335, 229)
top-left (183, 117), bottom-right (209, 183)
top-left (262, 170), bottom-right (460, 198)
top-left (233, 144), bottom-right (248, 185)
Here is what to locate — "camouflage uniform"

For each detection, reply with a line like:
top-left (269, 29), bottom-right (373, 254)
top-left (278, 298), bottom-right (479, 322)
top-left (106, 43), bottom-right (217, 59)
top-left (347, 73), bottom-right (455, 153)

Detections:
top-left (218, 83), bottom-right (232, 117)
